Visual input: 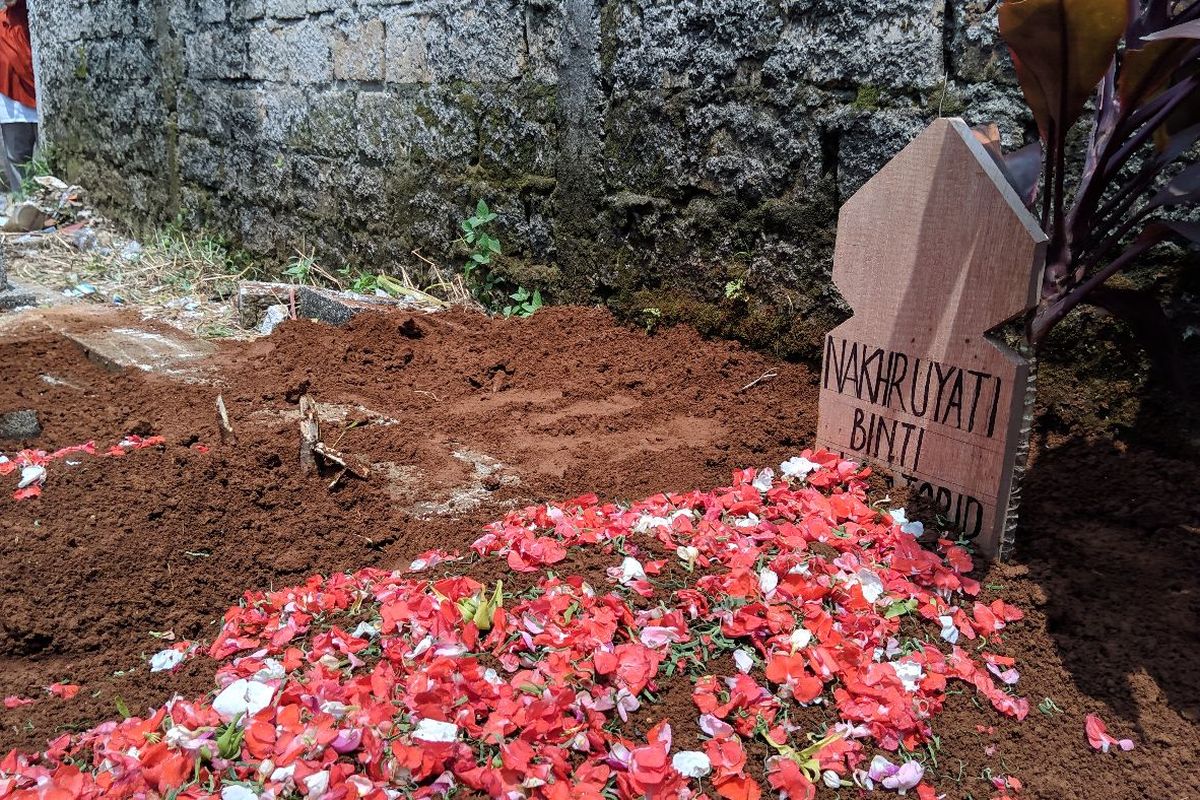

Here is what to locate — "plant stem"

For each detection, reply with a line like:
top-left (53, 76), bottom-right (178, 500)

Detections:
top-left (1032, 229), bottom-right (1167, 342)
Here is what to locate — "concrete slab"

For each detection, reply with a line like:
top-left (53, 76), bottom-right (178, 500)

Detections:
top-left (0, 286), bottom-right (37, 311)
top-left (235, 281), bottom-right (443, 330)
top-left (61, 325), bottom-right (216, 375)
top-left (0, 251), bottom-right (38, 310)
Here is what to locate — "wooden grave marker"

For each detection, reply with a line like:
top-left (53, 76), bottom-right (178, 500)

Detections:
top-left (816, 118), bottom-right (1047, 559)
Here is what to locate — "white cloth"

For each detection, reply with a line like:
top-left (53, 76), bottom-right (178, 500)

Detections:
top-left (0, 95), bottom-right (36, 125)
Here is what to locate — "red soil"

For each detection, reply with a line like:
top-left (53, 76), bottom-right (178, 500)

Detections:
top-left (0, 306), bottom-right (1196, 799)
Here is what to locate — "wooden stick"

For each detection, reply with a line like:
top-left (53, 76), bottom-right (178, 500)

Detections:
top-left (313, 441), bottom-right (370, 479)
top-left (328, 467), bottom-right (349, 490)
top-left (216, 394), bottom-right (237, 446)
top-left (739, 370), bottom-right (778, 392)
top-left (299, 395), bottom-right (320, 474)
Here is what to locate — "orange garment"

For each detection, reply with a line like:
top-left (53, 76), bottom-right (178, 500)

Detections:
top-left (0, 0), bottom-right (34, 108)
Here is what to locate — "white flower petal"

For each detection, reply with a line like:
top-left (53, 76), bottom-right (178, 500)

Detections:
top-left (889, 660), bottom-right (924, 693)
top-left (672, 751), bottom-right (711, 778)
top-left (303, 770), bottom-right (330, 797)
top-left (733, 648), bottom-right (755, 673)
top-left (17, 465), bottom-right (45, 489)
top-left (752, 468), bottom-right (775, 492)
top-left (221, 785), bottom-right (259, 800)
top-left (148, 648), bottom-right (186, 672)
top-left (619, 556), bottom-right (646, 584)
top-left (270, 763), bottom-right (296, 783)
top-left (212, 679), bottom-right (275, 721)
top-left (855, 568), bottom-right (885, 604)
top-left (412, 718), bottom-right (458, 743)
top-left (758, 568), bottom-right (779, 597)
top-left (780, 456), bottom-right (819, 479)
top-left (352, 621), bottom-right (379, 639)
top-left (938, 614), bottom-right (960, 644)
top-left (790, 627), bottom-right (813, 651)
top-left (252, 658), bottom-right (286, 682)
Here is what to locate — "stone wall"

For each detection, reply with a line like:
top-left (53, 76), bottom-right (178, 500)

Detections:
top-left (29, 0), bottom-right (1030, 355)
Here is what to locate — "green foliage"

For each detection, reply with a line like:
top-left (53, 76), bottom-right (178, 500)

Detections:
top-left (283, 252), bottom-right (318, 285)
top-left (151, 216), bottom-right (255, 292)
top-left (16, 147), bottom-right (55, 199)
top-left (216, 715), bottom-right (246, 759)
top-left (461, 198), bottom-right (502, 297)
top-left (1037, 696), bottom-right (1064, 715)
top-left (724, 278), bottom-right (747, 302)
top-left (502, 286), bottom-right (543, 318)
top-left (336, 266), bottom-right (380, 295)
top-left (883, 598), bottom-right (919, 618)
top-left (459, 200), bottom-right (544, 317)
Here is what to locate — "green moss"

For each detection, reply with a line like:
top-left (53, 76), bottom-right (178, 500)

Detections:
top-left (412, 100), bottom-right (440, 129)
top-left (287, 93), bottom-right (357, 156)
top-left (759, 195), bottom-right (837, 237)
top-left (74, 45), bottom-right (88, 79)
top-left (494, 258), bottom-right (560, 290)
top-left (852, 84), bottom-right (881, 111)
top-left (512, 174), bottom-right (557, 193)
top-left (926, 81), bottom-right (966, 117)
top-left (617, 285), bottom-right (841, 363)
top-left (598, 2), bottom-right (622, 78)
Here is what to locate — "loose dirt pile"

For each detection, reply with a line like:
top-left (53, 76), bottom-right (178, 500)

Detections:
top-left (0, 306), bottom-right (1197, 800)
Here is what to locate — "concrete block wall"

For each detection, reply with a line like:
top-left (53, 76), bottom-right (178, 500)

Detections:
top-left (29, 0), bottom-right (1031, 353)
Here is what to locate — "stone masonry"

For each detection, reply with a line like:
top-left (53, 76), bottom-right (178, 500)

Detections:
top-left (28, 0), bottom-right (1031, 355)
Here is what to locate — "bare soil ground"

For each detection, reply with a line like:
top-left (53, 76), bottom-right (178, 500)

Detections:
top-left (0, 304), bottom-right (1196, 799)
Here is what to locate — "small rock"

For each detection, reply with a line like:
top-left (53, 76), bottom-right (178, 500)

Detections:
top-left (70, 226), bottom-right (99, 251)
top-left (2, 202), bottom-right (49, 232)
top-left (119, 241), bottom-right (143, 261)
top-left (258, 304), bottom-right (291, 335)
top-left (481, 474), bottom-right (502, 491)
top-left (0, 409), bottom-right (41, 440)
top-left (33, 175), bottom-right (68, 191)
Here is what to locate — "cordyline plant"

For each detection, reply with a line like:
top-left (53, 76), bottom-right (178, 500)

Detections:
top-left (982, 0), bottom-right (1200, 376)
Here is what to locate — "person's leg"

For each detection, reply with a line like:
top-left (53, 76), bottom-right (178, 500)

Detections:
top-left (0, 125), bottom-right (18, 194)
top-left (1, 122), bottom-right (37, 189)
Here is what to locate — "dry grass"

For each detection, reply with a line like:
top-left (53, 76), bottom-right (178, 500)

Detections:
top-left (4, 173), bottom-right (477, 338)
top-left (7, 223), bottom-right (477, 339)
top-left (5, 223), bottom-right (251, 338)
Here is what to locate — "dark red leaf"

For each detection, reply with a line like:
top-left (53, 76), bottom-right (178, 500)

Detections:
top-left (1118, 39), bottom-right (1193, 105)
top-left (1148, 162), bottom-right (1200, 207)
top-left (1157, 121), bottom-right (1200, 162)
top-left (1159, 218), bottom-right (1200, 245)
top-left (999, 0), bottom-right (1129, 144)
top-left (1003, 141), bottom-right (1044, 208)
top-left (1142, 20), bottom-right (1200, 41)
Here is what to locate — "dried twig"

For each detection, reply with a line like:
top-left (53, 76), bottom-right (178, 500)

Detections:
top-left (216, 394), bottom-right (237, 446)
top-left (299, 394), bottom-right (320, 474)
top-left (313, 441), bottom-right (371, 479)
top-left (328, 467), bottom-right (349, 491)
top-left (298, 394), bottom-right (369, 486)
top-left (739, 371), bottom-right (779, 392)
top-left (411, 247), bottom-right (476, 306)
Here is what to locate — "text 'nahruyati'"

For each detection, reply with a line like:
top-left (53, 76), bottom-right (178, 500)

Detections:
top-left (822, 336), bottom-right (1004, 438)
